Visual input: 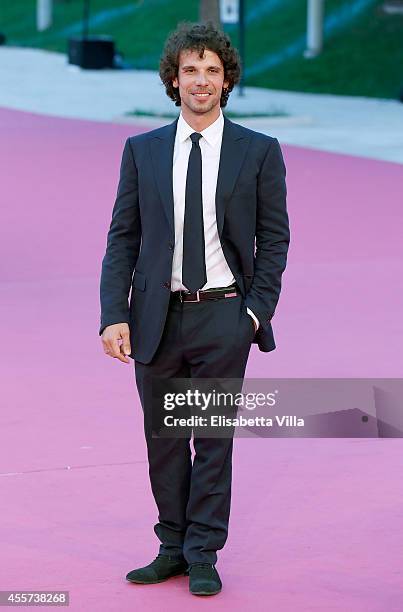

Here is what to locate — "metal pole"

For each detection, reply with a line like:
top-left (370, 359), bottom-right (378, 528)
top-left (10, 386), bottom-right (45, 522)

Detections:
top-left (304, 0), bottom-right (324, 58)
top-left (37, 0), bottom-right (53, 32)
top-left (238, 0), bottom-right (245, 95)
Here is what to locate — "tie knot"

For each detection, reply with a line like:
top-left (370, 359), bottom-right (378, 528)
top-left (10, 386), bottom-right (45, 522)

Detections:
top-left (190, 132), bottom-right (202, 145)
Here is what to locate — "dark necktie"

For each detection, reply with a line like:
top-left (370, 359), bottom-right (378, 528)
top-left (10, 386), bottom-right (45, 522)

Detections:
top-left (182, 132), bottom-right (207, 293)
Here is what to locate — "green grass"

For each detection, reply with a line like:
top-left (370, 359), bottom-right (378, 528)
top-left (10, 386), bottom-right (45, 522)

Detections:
top-left (1, 0), bottom-right (402, 99)
top-left (250, 2), bottom-right (403, 99)
top-left (0, 0), bottom-right (197, 60)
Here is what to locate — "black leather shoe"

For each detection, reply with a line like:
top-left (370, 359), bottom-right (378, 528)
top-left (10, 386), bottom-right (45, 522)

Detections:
top-left (188, 563), bottom-right (222, 596)
top-left (126, 554), bottom-right (188, 584)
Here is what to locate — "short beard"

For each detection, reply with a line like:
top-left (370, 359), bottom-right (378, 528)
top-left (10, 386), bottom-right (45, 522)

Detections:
top-left (185, 97), bottom-right (219, 115)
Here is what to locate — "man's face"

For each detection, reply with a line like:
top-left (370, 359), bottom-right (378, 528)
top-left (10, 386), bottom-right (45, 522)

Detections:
top-left (172, 48), bottom-right (229, 117)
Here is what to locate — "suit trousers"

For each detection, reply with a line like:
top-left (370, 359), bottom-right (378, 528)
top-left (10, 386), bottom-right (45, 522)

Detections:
top-left (134, 290), bottom-right (255, 564)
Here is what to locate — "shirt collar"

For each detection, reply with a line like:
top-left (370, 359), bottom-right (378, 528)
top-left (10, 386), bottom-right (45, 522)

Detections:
top-left (177, 110), bottom-right (224, 147)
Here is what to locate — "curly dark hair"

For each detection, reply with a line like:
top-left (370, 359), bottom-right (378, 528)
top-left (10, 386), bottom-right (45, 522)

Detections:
top-left (159, 21), bottom-right (241, 108)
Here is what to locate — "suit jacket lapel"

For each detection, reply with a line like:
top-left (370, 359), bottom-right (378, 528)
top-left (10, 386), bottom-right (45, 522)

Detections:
top-left (149, 118), bottom-right (178, 239)
top-left (149, 115), bottom-right (250, 240)
top-left (216, 116), bottom-right (251, 237)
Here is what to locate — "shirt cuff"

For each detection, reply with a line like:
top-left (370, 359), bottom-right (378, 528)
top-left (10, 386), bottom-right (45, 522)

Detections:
top-left (246, 307), bottom-right (260, 331)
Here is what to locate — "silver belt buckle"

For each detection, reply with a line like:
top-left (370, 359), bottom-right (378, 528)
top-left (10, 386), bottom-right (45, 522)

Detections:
top-left (184, 290), bottom-right (201, 303)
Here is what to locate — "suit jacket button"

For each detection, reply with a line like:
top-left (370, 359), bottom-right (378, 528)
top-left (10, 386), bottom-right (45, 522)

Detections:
top-left (169, 243), bottom-right (174, 251)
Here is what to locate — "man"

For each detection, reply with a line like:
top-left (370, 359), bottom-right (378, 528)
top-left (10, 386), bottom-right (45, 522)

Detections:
top-left (100, 22), bottom-right (289, 596)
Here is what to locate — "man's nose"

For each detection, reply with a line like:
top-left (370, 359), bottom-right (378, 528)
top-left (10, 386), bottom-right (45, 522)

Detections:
top-left (195, 71), bottom-right (209, 86)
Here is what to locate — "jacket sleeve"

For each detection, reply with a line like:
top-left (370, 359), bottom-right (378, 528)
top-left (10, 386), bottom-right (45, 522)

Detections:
top-left (245, 138), bottom-right (290, 330)
top-left (99, 138), bottom-right (141, 335)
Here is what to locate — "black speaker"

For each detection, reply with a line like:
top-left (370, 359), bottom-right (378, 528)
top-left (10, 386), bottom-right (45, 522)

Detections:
top-left (68, 36), bottom-right (115, 69)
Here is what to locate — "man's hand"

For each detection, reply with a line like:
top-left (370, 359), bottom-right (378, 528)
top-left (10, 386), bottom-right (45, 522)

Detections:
top-left (101, 323), bottom-right (131, 364)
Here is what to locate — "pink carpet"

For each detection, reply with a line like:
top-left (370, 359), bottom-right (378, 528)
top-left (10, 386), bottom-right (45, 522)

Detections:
top-left (1, 107), bottom-right (402, 611)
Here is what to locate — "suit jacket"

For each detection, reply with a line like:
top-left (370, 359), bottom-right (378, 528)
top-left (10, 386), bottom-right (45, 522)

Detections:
top-left (99, 116), bottom-right (290, 364)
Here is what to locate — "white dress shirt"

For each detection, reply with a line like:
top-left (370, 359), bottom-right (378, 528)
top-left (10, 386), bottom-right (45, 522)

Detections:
top-left (171, 110), bottom-right (259, 331)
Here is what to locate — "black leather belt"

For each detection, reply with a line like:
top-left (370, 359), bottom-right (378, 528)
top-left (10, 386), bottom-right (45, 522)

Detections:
top-left (171, 286), bottom-right (239, 303)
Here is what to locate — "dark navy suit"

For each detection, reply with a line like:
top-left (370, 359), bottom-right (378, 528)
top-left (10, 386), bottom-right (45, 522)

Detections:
top-left (100, 117), bottom-right (289, 363)
top-left (99, 116), bottom-right (289, 564)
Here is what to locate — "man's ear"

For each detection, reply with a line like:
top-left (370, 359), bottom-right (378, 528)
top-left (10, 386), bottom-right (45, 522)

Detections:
top-left (172, 76), bottom-right (179, 88)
